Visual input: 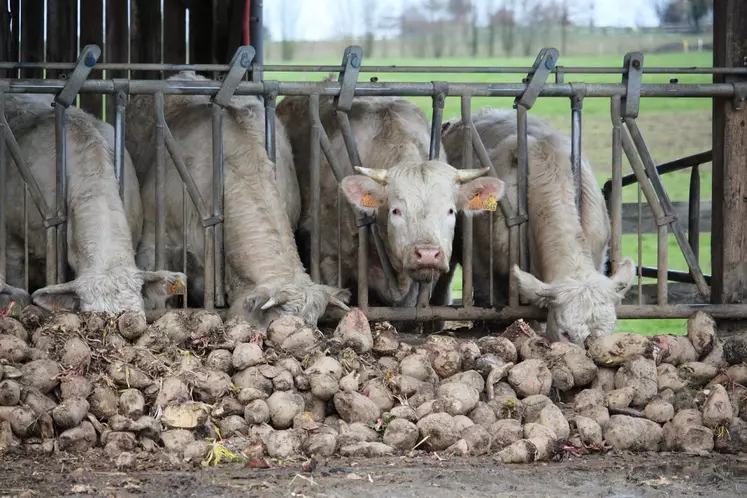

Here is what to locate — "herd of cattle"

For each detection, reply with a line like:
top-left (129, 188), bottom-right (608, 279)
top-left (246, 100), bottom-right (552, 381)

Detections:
top-left (0, 71), bottom-right (638, 346)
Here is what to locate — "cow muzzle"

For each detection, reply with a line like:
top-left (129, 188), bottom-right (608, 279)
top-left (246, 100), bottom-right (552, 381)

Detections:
top-left (406, 245), bottom-right (448, 281)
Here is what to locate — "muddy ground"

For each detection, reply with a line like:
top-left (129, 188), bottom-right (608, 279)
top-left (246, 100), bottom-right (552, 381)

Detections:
top-left (3, 452), bottom-right (747, 498)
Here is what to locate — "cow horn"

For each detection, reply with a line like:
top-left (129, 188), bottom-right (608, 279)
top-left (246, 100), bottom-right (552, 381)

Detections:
top-left (260, 297), bottom-right (278, 310)
top-left (454, 167), bottom-right (490, 183)
top-left (354, 166), bottom-right (388, 184)
top-left (328, 295), bottom-right (351, 311)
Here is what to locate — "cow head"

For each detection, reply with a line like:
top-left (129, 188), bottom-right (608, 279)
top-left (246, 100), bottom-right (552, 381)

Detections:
top-left (0, 279), bottom-right (31, 311)
top-left (341, 160), bottom-right (505, 283)
top-left (236, 282), bottom-right (352, 329)
top-left (30, 268), bottom-right (188, 314)
top-left (512, 257), bottom-right (636, 345)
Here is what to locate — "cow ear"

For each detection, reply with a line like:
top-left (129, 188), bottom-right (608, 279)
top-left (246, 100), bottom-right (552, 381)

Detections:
top-left (141, 270), bottom-right (188, 301)
top-left (610, 257), bottom-right (636, 297)
top-left (31, 281), bottom-right (80, 312)
top-left (0, 282), bottom-right (31, 310)
top-left (340, 175), bottom-right (387, 217)
top-left (512, 265), bottom-right (555, 308)
top-left (457, 177), bottom-right (505, 214)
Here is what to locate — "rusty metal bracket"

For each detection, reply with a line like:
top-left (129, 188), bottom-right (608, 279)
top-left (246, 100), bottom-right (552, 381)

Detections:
top-left (621, 52), bottom-right (644, 119)
top-left (334, 45), bottom-right (363, 113)
top-left (212, 46), bottom-right (255, 108)
top-left (514, 47), bottom-right (558, 110)
top-left (505, 214), bottom-right (529, 228)
top-left (54, 44), bottom-right (101, 109)
top-left (732, 81), bottom-right (747, 110)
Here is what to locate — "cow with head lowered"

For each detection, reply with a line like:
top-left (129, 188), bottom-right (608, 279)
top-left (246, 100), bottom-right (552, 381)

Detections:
top-left (277, 94), bottom-right (505, 318)
top-left (125, 71), bottom-right (350, 329)
top-left (1, 94), bottom-right (185, 314)
top-left (442, 107), bottom-right (636, 345)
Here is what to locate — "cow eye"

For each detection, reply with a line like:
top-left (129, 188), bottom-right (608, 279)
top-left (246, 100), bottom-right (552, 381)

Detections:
top-left (447, 208), bottom-right (455, 215)
top-left (391, 208), bottom-right (402, 216)
top-left (561, 331), bottom-right (572, 341)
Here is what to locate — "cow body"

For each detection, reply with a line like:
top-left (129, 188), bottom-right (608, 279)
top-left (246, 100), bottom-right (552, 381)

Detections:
top-left (2, 94), bottom-right (184, 313)
top-left (277, 94), bottom-right (504, 317)
top-left (442, 108), bottom-right (635, 344)
top-left (127, 72), bottom-right (349, 328)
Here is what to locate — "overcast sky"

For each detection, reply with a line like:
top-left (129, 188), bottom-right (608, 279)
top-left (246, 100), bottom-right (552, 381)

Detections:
top-left (264, 0), bottom-right (660, 42)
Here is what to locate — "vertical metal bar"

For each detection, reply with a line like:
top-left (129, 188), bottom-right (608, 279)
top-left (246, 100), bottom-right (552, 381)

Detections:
top-left (114, 90), bottom-right (126, 200)
top-left (357, 226), bottom-right (369, 311)
top-left (264, 92), bottom-right (276, 166)
top-left (0, 94), bottom-right (5, 278)
top-left (23, 187), bottom-right (28, 290)
top-left (337, 191), bottom-right (343, 289)
top-left (637, 183), bottom-right (643, 305)
top-left (336, 113), bottom-right (362, 170)
top-left (460, 95), bottom-right (474, 308)
top-left (570, 94), bottom-right (583, 211)
top-left (54, 104), bottom-right (67, 285)
top-left (211, 102), bottom-right (225, 307)
top-left (249, 0), bottom-right (264, 68)
top-left (610, 97), bottom-right (623, 271)
top-left (515, 105), bottom-right (530, 276)
top-left (183, 184), bottom-right (188, 309)
top-left (154, 93), bottom-right (166, 273)
top-left (688, 164), bottom-right (701, 261)
top-left (429, 89), bottom-right (445, 160)
top-left (416, 283), bottom-right (430, 307)
top-left (657, 224), bottom-right (669, 305)
top-left (204, 226), bottom-right (215, 310)
top-left (309, 94), bottom-right (322, 283)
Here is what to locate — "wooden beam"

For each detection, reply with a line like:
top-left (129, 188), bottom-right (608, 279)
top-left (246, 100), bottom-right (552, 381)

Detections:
top-left (78, 0), bottom-right (103, 117)
top-left (105, 0), bottom-right (129, 124)
top-left (187, 0), bottom-right (213, 76)
top-left (622, 283), bottom-right (710, 306)
top-left (712, 0), bottom-right (747, 306)
top-left (162, 0), bottom-right (186, 77)
top-left (130, 0), bottom-right (162, 80)
top-left (620, 201), bottom-right (712, 235)
top-left (19, 0), bottom-right (44, 79)
top-left (45, 0), bottom-right (77, 80)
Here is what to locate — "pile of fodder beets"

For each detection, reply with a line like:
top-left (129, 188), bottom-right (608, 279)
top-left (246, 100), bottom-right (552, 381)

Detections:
top-left (1, 305), bottom-right (747, 467)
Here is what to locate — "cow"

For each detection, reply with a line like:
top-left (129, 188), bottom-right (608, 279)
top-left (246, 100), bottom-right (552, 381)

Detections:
top-left (1, 93), bottom-right (185, 313)
top-left (442, 107), bottom-right (636, 345)
top-left (125, 71), bottom-right (350, 328)
top-left (0, 274), bottom-right (30, 310)
top-left (276, 93), bottom-right (505, 321)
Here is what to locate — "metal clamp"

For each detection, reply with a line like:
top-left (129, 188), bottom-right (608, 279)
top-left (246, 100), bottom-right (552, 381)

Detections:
top-left (54, 44), bottom-right (101, 109)
top-left (655, 214), bottom-right (677, 227)
top-left (334, 45), bottom-right (363, 113)
top-left (201, 215), bottom-right (224, 228)
top-left (43, 215), bottom-right (67, 228)
top-left (514, 47), bottom-right (558, 110)
top-left (621, 52), bottom-right (644, 119)
top-left (505, 213), bottom-right (529, 228)
top-left (212, 46), bottom-right (256, 108)
top-left (732, 82), bottom-right (747, 111)
top-left (356, 213), bottom-right (376, 228)
top-left (432, 81), bottom-right (449, 109)
top-left (263, 80), bottom-right (279, 106)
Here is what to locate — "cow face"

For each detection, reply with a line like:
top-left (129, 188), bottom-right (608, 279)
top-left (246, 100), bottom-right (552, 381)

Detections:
top-left (30, 268), bottom-right (187, 314)
top-left (512, 257), bottom-right (636, 345)
top-left (341, 160), bottom-right (505, 283)
top-left (0, 279), bottom-right (31, 310)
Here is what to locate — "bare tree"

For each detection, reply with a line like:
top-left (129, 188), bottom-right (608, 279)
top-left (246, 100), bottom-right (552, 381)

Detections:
top-left (687, 0), bottom-right (712, 32)
top-left (400, 5), bottom-right (429, 58)
top-left (519, 1), bottom-right (542, 57)
top-left (422, 0), bottom-right (447, 59)
top-left (279, 0), bottom-right (300, 61)
top-left (362, 1), bottom-right (379, 56)
top-left (496, 0), bottom-right (517, 58)
top-left (447, 0), bottom-right (472, 56)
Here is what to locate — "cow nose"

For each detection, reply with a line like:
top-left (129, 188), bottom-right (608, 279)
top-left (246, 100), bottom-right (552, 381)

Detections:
top-left (413, 246), bottom-right (443, 267)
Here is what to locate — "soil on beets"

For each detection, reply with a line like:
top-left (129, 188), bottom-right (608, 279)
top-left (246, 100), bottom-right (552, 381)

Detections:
top-left (2, 451), bottom-right (747, 498)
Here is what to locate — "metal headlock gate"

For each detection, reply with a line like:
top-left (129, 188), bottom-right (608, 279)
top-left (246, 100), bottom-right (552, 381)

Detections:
top-left (1, 43), bottom-right (747, 324)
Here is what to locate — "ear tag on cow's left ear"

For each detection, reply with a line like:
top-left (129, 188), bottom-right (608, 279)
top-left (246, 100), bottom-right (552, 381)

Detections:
top-left (467, 193), bottom-right (483, 210)
top-left (361, 193), bottom-right (377, 208)
top-left (167, 280), bottom-right (186, 295)
top-left (482, 194), bottom-right (498, 212)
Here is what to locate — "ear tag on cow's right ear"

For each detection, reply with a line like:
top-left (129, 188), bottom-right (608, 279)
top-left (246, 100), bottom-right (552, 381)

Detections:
top-left (167, 280), bottom-right (186, 295)
top-left (482, 194), bottom-right (498, 212)
top-left (361, 193), bottom-right (377, 208)
top-left (466, 193), bottom-right (483, 210)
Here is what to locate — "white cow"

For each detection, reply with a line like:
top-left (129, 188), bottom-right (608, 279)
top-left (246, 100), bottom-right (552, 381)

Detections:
top-left (1, 94), bottom-right (185, 313)
top-left (126, 71), bottom-right (350, 328)
top-left (277, 94), bottom-right (505, 317)
top-left (442, 107), bottom-right (635, 344)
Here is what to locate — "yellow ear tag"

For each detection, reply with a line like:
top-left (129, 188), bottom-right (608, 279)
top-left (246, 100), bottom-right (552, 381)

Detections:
top-left (167, 280), bottom-right (186, 295)
top-left (361, 193), bottom-right (377, 208)
top-left (482, 194), bottom-right (498, 212)
top-left (466, 193), bottom-right (483, 211)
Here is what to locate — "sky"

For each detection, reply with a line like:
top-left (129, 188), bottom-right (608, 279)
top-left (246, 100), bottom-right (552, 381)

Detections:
top-left (264, 0), bottom-right (660, 42)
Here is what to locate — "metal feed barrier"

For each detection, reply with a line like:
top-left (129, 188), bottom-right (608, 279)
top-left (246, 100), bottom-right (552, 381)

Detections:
top-left (1, 45), bottom-right (747, 324)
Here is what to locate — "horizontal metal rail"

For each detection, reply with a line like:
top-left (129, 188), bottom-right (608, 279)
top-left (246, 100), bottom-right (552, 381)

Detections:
top-left (602, 150), bottom-right (713, 194)
top-left (0, 61), bottom-right (745, 75)
top-left (0, 79), bottom-right (743, 98)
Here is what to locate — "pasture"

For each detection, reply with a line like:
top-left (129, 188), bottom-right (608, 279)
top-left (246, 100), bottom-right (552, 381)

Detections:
top-left (265, 51), bottom-right (714, 336)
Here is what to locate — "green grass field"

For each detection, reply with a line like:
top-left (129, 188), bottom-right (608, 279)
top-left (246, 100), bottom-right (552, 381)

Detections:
top-left (266, 51), bottom-right (715, 336)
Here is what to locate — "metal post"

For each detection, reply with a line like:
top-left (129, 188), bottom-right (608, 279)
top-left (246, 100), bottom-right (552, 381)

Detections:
top-left (309, 93), bottom-right (322, 283)
top-left (609, 96), bottom-right (623, 272)
top-left (154, 93), bottom-right (166, 273)
top-left (53, 104), bottom-right (67, 285)
top-left (570, 91), bottom-right (584, 211)
top-left (688, 165), bottom-right (700, 261)
top-left (429, 82), bottom-right (447, 160)
top-left (0, 93), bottom-right (5, 278)
top-left (211, 103), bottom-right (226, 308)
top-left (460, 95), bottom-right (474, 308)
top-left (264, 81), bottom-right (278, 167)
top-left (114, 88), bottom-right (127, 201)
top-left (515, 105), bottom-right (530, 275)
top-left (249, 0), bottom-right (264, 68)
top-left (357, 225), bottom-right (369, 311)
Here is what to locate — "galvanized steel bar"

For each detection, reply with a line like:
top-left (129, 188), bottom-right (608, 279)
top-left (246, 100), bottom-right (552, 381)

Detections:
top-left (609, 97), bottom-right (623, 271)
top-left (460, 95), bottom-right (474, 308)
top-left (570, 92), bottom-right (584, 211)
top-left (54, 104), bottom-right (67, 285)
top-left (657, 225), bottom-right (669, 305)
top-left (429, 82), bottom-right (447, 160)
top-left (203, 226), bottom-right (215, 310)
top-left (23, 188), bottom-right (28, 290)
top-left (357, 225), bottom-right (369, 312)
top-left (624, 118), bottom-right (709, 295)
top-left (154, 93), bottom-right (167, 273)
top-left (114, 89), bottom-right (127, 200)
top-left (263, 81), bottom-right (278, 166)
top-left (417, 283), bottom-right (430, 308)
top-left (602, 150), bottom-right (712, 193)
top-left (309, 94), bottom-right (322, 283)
top-left (318, 126), bottom-right (347, 181)
top-left (0, 92), bottom-right (5, 278)
top-left (211, 103), bottom-right (226, 308)
top-left (689, 165), bottom-right (701, 261)
top-left (515, 105), bottom-right (530, 276)
top-left (183, 185), bottom-right (188, 309)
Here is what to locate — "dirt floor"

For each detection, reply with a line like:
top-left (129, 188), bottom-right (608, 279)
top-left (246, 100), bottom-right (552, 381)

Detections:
top-left (3, 451), bottom-right (747, 498)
